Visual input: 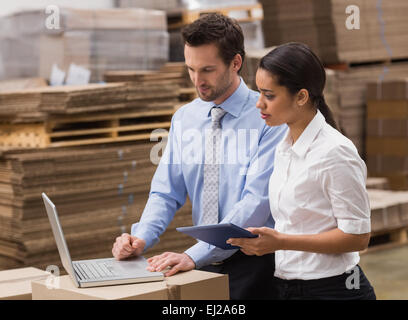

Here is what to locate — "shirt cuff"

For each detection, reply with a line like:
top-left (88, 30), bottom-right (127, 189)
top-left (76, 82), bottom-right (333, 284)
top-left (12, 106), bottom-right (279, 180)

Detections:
top-left (337, 218), bottom-right (371, 234)
top-left (184, 241), bottom-right (238, 269)
top-left (131, 222), bottom-right (160, 251)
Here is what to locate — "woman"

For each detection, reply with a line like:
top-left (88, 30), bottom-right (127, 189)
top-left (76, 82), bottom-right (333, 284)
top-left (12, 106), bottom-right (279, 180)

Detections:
top-left (227, 42), bottom-right (376, 300)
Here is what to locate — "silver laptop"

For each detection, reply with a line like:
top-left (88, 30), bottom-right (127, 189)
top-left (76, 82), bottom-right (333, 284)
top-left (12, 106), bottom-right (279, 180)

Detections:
top-left (42, 192), bottom-right (164, 288)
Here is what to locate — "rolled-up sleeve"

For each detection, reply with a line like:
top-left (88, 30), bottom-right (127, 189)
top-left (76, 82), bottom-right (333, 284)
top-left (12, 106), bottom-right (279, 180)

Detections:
top-left (321, 146), bottom-right (371, 234)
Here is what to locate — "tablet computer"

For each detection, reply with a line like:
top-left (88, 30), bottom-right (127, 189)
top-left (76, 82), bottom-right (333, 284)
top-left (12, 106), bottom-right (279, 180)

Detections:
top-left (176, 223), bottom-right (258, 250)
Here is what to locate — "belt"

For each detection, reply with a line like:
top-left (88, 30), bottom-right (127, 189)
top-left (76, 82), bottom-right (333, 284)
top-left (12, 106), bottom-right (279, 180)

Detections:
top-left (211, 261), bottom-right (224, 266)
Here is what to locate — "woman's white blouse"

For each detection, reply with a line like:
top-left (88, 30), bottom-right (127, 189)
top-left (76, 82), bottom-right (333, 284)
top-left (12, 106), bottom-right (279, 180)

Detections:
top-left (269, 110), bottom-right (371, 280)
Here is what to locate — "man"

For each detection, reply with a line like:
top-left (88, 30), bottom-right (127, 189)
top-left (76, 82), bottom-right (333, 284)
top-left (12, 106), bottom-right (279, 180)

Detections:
top-left (112, 13), bottom-right (287, 299)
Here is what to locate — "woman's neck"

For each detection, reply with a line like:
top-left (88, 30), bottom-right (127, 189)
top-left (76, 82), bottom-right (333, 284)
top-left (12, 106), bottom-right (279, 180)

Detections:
top-left (288, 108), bottom-right (317, 145)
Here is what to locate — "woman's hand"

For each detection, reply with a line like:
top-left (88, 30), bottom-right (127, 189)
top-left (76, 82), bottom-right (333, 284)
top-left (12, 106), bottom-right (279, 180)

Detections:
top-left (227, 227), bottom-right (283, 256)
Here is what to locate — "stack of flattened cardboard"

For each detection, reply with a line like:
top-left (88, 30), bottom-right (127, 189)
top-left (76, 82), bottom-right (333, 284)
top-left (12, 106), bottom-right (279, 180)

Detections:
top-left (0, 78), bottom-right (47, 93)
top-left (0, 142), bottom-right (195, 271)
top-left (105, 62), bottom-right (193, 112)
top-left (326, 62), bottom-right (408, 156)
top-left (0, 83), bottom-right (129, 125)
top-left (260, 0), bottom-right (408, 65)
top-left (366, 177), bottom-right (390, 190)
top-left (366, 78), bottom-right (408, 190)
top-left (37, 83), bottom-right (128, 114)
top-left (0, 8), bottom-right (169, 82)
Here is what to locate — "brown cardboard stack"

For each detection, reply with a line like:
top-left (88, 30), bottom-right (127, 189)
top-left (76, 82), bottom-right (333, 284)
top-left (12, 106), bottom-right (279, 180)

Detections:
top-left (326, 62), bottom-right (408, 156)
top-left (368, 189), bottom-right (408, 232)
top-left (0, 8), bottom-right (169, 82)
top-left (260, 0), bottom-right (408, 65)
top-left (0, 267), bottom-right (50, 300)
top-left (0, 83), bottom-right (128, 118)
top-left (366, 177), bottom-right (390, 190)
top-left (31, 270), bottom-right (229, 300)
top-left (0, 142), bottom-right (195, 272)
top-left (241, 47), bottom-right (275, 90)
top-left (366, 78), bottom-right (408, 190)
top-left (0, 78), bottom-right (47, 93)
top-left (105, 62), bottom-right (193, 111)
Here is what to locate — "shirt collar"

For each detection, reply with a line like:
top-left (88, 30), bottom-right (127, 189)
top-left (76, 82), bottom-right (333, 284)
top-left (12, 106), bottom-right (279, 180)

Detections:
top-left (202, 77), bottom-right (250, 118)
top-left (278, 110), bottom-right (326, 158)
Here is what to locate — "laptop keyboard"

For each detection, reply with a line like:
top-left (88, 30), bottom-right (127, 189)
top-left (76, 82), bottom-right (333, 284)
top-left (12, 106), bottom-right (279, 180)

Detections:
top-left (74, 261), bottom-right (119, 280)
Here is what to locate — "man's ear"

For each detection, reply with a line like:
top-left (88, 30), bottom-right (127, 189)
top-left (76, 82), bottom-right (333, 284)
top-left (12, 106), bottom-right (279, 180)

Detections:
top-left (296, 89), bottom-right (309, 107)
top-left (231, 54), bottom-right (242, 72)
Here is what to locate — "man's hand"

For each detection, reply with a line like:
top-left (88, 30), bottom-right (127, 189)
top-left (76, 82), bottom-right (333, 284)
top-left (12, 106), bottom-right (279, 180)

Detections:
top-left (112, 233), bottom-right (146, 260)
top-left (147, 252), bottom-right (195, 277)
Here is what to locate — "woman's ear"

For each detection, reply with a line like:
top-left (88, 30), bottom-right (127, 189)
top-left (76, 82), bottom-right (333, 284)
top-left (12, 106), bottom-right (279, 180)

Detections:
top-left (296, 89), bottom-right (309, 107)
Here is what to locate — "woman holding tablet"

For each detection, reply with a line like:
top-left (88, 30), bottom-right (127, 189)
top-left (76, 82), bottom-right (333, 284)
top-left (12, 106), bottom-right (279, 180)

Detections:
top-left (227, 42), bottom-right (376, 300)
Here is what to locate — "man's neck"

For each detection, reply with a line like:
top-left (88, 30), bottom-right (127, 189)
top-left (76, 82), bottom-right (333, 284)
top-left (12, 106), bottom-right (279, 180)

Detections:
top-left (213, 75), bottom-right (241, 105)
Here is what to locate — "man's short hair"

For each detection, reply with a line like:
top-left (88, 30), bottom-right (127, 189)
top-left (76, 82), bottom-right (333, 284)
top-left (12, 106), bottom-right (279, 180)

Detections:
top-left (181, 13), bottom-right (245, 72)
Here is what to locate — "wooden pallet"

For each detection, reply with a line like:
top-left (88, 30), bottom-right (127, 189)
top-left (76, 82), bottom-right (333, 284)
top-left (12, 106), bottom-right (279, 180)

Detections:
top-left (0, 109), bottom-right (173, 149)
top-left (360, 226), bottom-right (408, 255)
top-left (179, 87), bottom-right (198, 101)
top-left (324, 57), bottom-right (408, 71)
top-left (168, 3), bottom-right (264, 29)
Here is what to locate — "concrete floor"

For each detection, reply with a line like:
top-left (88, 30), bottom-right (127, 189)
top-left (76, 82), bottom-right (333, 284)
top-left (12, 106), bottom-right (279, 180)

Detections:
top-left (359, 244), bottom-right (408, 300)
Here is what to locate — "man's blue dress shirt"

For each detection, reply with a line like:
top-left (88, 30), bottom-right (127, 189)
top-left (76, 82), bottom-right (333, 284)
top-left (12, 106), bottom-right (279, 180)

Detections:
top-left (131, 79), bottom-right (287, 268)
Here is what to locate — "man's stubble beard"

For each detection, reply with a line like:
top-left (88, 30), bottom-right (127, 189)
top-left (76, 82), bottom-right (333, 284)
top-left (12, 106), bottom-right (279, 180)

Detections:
top-left (197, 70), bottom-right (233, 102)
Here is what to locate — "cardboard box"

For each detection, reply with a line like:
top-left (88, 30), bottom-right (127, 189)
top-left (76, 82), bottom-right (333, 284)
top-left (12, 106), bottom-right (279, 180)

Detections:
top-left (366, 137), bottom-right (408, 156)
top-left (366, 119), bottom-right (408, 137)
top-left (367, 79), bottom-right (408, 101)
top-left (366, 100), bottom-right (408, 119)
top-left (366, 177), bottom-right (389, 190)
top-left (394, 192), bottom-right (408, 225)
top-left (0, 267), bottom-right (50, 300)
top-left (31, 275), bottom-right (169, 300)
top-left (368, 189), bottom-right (406, 232)
top-left (31, 269), bottom-right (229, 300)
top-left (367, 155), bottom-right (408, 174)
top-left (165, 270), bottom-right (229, 300)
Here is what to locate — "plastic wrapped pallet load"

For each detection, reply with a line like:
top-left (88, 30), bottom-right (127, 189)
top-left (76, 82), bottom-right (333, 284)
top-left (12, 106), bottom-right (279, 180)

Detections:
top-left (0, 8), bottom-right (169, 82)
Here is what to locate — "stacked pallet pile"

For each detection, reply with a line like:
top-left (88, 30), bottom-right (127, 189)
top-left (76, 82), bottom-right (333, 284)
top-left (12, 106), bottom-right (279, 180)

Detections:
top-left (368, 189), bottom-right (408, 235)
top-left (0, 143), bottom-right (195, 271)
top-left (366, 78), bottom-right (408, 190)
top-left (365, 178), bottom-right (408, 250)
top-left (0, 8), bottom-right (169, 82)
top-left (0, 79), bottom-right (180, 149)
top-left (256, 0), bottom-right (408, 156)
top-left (259, 0), bottom-right (408, 65)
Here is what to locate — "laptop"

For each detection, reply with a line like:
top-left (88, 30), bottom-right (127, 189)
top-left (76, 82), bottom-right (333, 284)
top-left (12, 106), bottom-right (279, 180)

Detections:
top-left (42, 192), bottom-right (164, 288)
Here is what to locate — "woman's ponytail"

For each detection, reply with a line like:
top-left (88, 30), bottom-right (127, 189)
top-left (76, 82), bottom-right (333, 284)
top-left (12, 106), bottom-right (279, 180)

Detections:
top-left (314, 94), bottom-right (339, 131)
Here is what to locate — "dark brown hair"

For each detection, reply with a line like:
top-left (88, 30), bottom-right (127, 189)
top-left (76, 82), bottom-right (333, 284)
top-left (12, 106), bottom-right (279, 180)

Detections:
top-left (259, 42), bottom-right (339, 130)
top-left (181, 13), bottom-right (245, 73)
